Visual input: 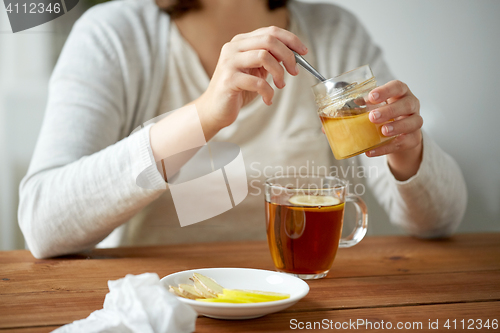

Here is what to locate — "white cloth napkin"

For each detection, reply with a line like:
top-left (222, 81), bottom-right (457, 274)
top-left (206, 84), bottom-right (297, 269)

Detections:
top-left (53, 273), bottom-right (197, 333)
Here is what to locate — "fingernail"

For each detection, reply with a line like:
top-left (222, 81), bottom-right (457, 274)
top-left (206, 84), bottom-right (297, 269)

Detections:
top-left (295, 63), bottom-right (299, 75)
top-left (384, 124), bottom-right (393, 135)
top-left (302, 45), bottom-right (308, 53)
top-left (371, 92), bottom-right (379, 101)
top-left (370, 110), bottom-right (380, 121)
top-left (368, 150), bottom-right (376, 156)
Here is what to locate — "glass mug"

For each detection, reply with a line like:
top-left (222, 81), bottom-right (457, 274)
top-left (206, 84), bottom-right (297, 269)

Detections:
top-left (312, 65), bottom-right (395, 160)
top-left (265, 175), bottom-right (368, 279)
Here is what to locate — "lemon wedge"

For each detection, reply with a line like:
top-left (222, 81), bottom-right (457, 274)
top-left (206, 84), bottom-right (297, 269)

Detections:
top-left (219, 289), bottom-right (290, 302)
top-left (289, 195), bottom-right (340, 207)
top-left (170, 273), bottom-right (291, 303)
top-left (196, 297), bottom-right (252, 303)
top-left (196, 289), bottom-right (290, 303)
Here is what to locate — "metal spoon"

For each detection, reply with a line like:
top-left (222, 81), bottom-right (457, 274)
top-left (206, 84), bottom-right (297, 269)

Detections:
top-left (293, 51), bottom-right (326, 82)
top-left (293, 52), bottom-right (358, 109)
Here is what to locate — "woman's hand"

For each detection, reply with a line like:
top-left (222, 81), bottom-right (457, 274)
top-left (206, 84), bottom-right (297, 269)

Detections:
top-left (366, 80), bottom-right (424, 181)
top-left (195, 26), bottom-right (308, 139)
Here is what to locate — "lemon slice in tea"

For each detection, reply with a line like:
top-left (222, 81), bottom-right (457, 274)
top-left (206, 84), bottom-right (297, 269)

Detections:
top-left (289, 195), bottom-right (340, 207)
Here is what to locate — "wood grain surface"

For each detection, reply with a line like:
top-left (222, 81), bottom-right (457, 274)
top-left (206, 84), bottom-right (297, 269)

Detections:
top-left (1, 233), bottom-right (499, 332)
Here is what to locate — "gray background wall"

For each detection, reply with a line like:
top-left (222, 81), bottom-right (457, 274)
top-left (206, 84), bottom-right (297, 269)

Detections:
top-left (0, 0), bottom-right (499, 250)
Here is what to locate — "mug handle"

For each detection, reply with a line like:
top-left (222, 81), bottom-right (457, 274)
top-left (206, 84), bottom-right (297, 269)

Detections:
top-left (339, 195), bottom-right (368, 248)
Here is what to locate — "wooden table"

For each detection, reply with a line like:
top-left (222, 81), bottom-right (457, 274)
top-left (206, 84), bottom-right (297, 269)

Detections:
top-left (1, 233), bottom-right (499, 332)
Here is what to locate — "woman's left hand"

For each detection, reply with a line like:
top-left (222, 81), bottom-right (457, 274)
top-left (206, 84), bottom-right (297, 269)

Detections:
top-left (366, 80), bottom-right (424, 180)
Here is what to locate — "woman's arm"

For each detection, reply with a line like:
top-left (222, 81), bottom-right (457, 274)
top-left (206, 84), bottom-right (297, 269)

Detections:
top-left (18, 5), bottom-right (167, 259)
top-left (343, 10), bottom-right (467, 236)
top-left (306, 2), bottom-right (467, 236)
top-left (150, 26), bottom-right (308, 163)
top-left (20, 2), bottom-right (308, 258)
top-left (360, 133), bottom-right (467, 237)
top-left (353, 25), bottom-right (467, 236)
top-left (19, 130), bottom-right (166, 258)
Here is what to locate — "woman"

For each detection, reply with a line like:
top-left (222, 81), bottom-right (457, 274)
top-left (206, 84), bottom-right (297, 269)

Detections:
top-left (19, 0), bottom-right (467, 258)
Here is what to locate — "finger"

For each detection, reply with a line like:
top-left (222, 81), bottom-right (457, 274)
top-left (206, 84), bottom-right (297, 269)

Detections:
top-left (232, 72), bottom-right (274, 105)
top-left (380, 114), bottom-right (423, 137)
top-left (232, 26), bottom-right (308, 55)
top-left (366, 131), bottom-right (422, 157)
top-left (234, 50), bottom-right (285, 88)
top-left (368, 80), bottom-right (410, 104)
top-left (369, 95), bottom-right (420, 123)
top-left (232, 35), bottom-right (299, 76)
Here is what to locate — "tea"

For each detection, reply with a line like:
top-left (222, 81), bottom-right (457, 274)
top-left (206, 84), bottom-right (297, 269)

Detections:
top-left (320, 112), bottom-right (392, 160)
top-left (266, 196), bottom-right (345, 276)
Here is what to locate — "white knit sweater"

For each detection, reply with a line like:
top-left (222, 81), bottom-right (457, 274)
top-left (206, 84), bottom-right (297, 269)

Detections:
top-left (18, 0), bottom-right (467, 258)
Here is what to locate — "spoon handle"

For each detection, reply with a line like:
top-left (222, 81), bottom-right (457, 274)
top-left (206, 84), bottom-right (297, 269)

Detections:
top-left (293, 51), bottom-right (326, 82)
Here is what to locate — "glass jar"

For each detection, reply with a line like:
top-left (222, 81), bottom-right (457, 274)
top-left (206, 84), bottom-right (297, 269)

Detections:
top-left (312, 65), bottom-right (395, 160)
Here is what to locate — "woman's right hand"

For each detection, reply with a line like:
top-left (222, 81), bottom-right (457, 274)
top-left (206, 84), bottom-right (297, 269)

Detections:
top-left (195, 26), bottom-right (308, 139)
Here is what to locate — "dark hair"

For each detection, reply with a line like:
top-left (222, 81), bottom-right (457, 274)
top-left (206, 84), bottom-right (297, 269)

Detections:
top-left (156, 0), bottom-right (289, 19)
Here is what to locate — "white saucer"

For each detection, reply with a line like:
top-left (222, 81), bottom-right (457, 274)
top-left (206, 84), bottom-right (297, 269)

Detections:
top-left (161, 268), bottom-right (309, 320)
